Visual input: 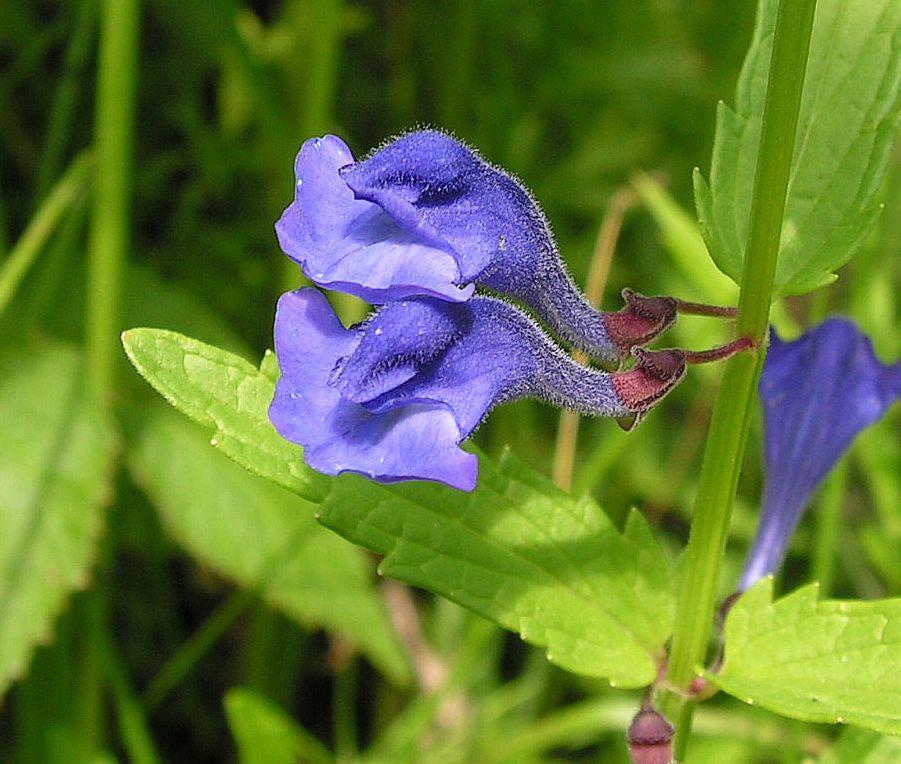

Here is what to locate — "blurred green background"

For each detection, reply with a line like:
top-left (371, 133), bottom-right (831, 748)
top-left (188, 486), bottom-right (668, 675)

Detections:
top-left (2, 1), bottom-right (899, 762)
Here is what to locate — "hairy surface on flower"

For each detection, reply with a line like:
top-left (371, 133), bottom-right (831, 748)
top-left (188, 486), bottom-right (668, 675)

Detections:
top-left (269, 288), bottom-right (683, 490)
top-left (739, 319), bottom-right (901, 590)
top-left (276, 131), bottom-right (676, 364)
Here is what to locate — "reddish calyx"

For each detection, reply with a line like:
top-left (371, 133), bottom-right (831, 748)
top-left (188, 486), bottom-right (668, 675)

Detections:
top-left (613, 348), bottom-right (687, 430)
top-left (613, 337), bottom-right (755, 431)
top-left (603, 289), bottom-right (740, 359)
top-left (603, 289), bottom-right (678, 355)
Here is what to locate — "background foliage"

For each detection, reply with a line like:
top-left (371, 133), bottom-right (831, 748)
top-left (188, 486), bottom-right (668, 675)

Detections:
top-left (1, 1), bottom-right (899, 762)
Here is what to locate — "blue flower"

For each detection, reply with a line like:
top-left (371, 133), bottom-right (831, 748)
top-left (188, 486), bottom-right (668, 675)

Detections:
top-left (739, 318), bottom-right (901, 590)
top-left (269, 288), bottom-right (687, 491)
top-left (275, 131), bottom-right (678, 365)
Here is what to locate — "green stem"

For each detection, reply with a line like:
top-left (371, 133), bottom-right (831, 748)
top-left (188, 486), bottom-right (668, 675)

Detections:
top-left (86, 0), bottom-right (140, 400)
top-left (74, 588), bottom-right (106, 753)
top-left (0, 152), bottom-right (93, 318)
top-left (663, 0), bottom-right (817, 754)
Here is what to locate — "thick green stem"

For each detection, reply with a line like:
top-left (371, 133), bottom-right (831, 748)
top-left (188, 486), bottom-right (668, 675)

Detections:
top-left (86, 0), bottom-right (140, 400)
top-left (663, 0), bottom-right (817, 754)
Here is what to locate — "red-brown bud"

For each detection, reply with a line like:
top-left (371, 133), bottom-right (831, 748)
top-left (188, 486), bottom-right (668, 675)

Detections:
top-left (627, 706), bottom-right (675, 764)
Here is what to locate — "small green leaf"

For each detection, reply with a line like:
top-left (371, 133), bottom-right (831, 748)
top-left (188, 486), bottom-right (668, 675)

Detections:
top-left (319, 450), bottom-right (675, 688)
top-left (817, 729), bottom-right (901, 763)
top-left (121, 328), bottom-right (329, 502)
top-left (0, 337), bottom-right (116, 698)
top-left (696, 0), bottom-right (901, 297)
top-left (225, 688), bottom-right (335, 764)
top-left (128, 405), bottom-right (410, 686)
top-left (712, 579), bottom-right (901, 734)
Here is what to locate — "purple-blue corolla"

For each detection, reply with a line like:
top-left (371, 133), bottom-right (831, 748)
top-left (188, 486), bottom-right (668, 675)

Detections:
top-left (739, 318), bottom-right (901, 590)
top-left (269, 288), bottom-right (686, 491)
top-left (275, 131), bottom-right (676, 366)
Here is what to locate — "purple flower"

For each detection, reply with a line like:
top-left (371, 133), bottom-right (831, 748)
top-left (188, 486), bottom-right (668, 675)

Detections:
top-left (275, 131), bottom-right (677, 365)
top-left (739, 319), bottom-right (901, 590)
top-left (269, 288), bottom-right (687, 491)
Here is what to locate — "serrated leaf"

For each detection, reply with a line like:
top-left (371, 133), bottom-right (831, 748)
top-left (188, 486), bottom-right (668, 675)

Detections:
top-left (0, 337), bottom-right (116, 698)
top-left (121, 328), bottom-right (329, 502)
top-left (122, 329), bottom-right (675, 685)
top-left (695, 0), bottom-right (901, 297)
top-left (128, 405), bottom-right (410, 686)
top-left (712, 579), bottom-right (901, 734)
top-left (318, 450), bottom-right (675, 688)
top-left (818, 728), bottom-right (901, 763)
top-left (224, 687), bottom-right (334, 764)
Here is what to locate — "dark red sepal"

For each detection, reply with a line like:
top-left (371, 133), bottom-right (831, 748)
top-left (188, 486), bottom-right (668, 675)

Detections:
top-left (613, 337), bottom-right (755, 430)
top-left (602, 289), bottom-right (678, 354)
top-left (613, 348), bottom-right (687, 429)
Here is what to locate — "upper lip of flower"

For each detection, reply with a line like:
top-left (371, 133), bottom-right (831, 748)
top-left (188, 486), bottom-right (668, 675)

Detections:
top-left (275, 131), bottom-right (698, 365)
top-left (276, 133), bottom-right (475, 305)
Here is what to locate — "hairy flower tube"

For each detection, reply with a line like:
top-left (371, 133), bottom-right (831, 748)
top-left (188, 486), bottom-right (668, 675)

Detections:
top-left (739, 319), bottom-right (901, 590)
top-left (269, 288), bottom-right (689, 491)
top-left (275, 131), bottom-right (683, 365)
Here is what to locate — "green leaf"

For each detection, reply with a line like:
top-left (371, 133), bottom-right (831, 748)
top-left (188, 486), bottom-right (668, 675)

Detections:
top-left (121, 328), bottom-right (329, 503)
top-left (695, 0), bottom-right (901, 297)
top-left (712, 579), bottom-right (901, 734)
top-left (224, 687), bottom-right (334, 764)
top-left (818, 729), bottom-right (901, 763)
top-left (0, 337), bottom-right (116, 698)
top-left (128, 404), bottom-right (410, 685)
top-left (121, 328), bottom-right (675, 685)
top-left (319, 450), bottom-right (675, 688)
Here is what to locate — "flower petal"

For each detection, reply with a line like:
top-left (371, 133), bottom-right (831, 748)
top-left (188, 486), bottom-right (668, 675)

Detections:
top-left (269, 288), bottom-right (476, 490)
top-left (340, 131), bottom-right (506, 282)
top-left (276, 135), bottom-right (472, 303)
top-left (739, 318), bottom-right (901, 589)
top-left (356, 299), bottom-right (539, 435)
top-left (277, 131), bottom-right (684, 363)
top-left (331, 298), bottom-right (464, 404)
top-left (308, 403), bottom-right (478, 491)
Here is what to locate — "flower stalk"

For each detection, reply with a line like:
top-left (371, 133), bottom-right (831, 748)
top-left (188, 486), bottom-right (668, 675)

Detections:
top-left (661, 0), bottom-right (818, 753)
